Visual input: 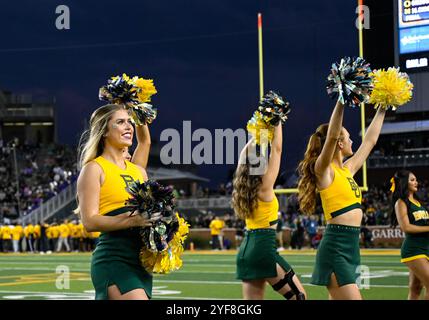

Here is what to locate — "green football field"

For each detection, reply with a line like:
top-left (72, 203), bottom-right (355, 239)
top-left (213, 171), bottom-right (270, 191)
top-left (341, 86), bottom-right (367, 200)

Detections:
top-left (0, 250), bottom-right (413, 300)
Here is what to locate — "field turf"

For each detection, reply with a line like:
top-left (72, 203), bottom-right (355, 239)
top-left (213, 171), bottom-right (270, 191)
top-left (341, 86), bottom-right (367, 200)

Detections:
top-left (0, 249), bottom-right (412, 300)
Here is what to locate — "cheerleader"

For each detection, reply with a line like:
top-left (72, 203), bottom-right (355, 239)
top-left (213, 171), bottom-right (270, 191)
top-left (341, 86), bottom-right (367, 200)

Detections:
top-left (297, 100), bottom-right (386, 300)
top-left (232, 123), bottom-right (306, 300)
top-left (76, 104), bottom-right (157, 300)
top-left (392, 170), bottom-right (429, 300)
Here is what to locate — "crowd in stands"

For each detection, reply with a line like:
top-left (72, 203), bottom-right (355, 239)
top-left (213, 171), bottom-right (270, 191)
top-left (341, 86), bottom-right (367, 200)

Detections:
top-left (0, 139), bottom-right (78, 218)
top-left (186, 177), bottom-right (429, 228)
top-left (0, 219), bottom-right (100, 253)
top-left (1, 138), bottom-right (429, 252)
top-left (371, 136), bottom-right (429, 157)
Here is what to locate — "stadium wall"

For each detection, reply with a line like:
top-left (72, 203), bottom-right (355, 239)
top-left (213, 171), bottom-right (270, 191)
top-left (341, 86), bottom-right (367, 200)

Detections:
top-left (186, 226), bottom-right (406, 250)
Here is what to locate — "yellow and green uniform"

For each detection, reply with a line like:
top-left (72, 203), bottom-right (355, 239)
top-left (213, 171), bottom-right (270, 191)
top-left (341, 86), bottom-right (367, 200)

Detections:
top-left (400, 198), bottom-right (429, 263)
top-left (95, 156), bottom-right (144, 216)
top-left (90, 156), bottom-right (152, 300)
top-left (236, 194), bottom-right (292, 280)
top-left (319, 164), bottom-right (362, 221)
top-left (312, 163), bottom-right (362, 287)
top-left (245, 196), bottom-right (279, 230)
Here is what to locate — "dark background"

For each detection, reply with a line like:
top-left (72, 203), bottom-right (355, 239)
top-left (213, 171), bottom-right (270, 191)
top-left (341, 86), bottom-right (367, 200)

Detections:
top-left (0, 0), bottom-right (396, 186)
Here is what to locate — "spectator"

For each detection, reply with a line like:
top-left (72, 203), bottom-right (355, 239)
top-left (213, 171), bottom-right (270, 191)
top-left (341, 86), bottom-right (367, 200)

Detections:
top-left (360, 226), bottom-right (374, 248)
top-left (1, 224), bottom-right (12, 252)
top-left (209, 216), bottom-right (225, 250)
top-left (24, 223), bottom-right (34, 252)
top-left (38, 222), bottom-right (49, 254)
top-left (290, 217), bottom-right (305, 250)
top-left (10, 224), bottom-right (23, 253)
top-left (33, 223), bottom-right (41, 252)
top-left (306, 215), bottom-right (318, 249)
top-left (234, 219), bottom-right (245, 247)
top-left (311, 228), bottom-right (323, 249)
top-left (56, 220), bottom-right (71, 252)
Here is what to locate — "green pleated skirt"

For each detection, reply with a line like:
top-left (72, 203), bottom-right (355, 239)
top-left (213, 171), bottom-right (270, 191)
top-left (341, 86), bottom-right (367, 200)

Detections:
top-left (91, 207), bottom-right (152, 300)
top-left (401, 233), bottom-right (429, 263)
top-left (236, 228), bottom-right (292, 280)
top-left (311, 224), bottom-right (361, 287)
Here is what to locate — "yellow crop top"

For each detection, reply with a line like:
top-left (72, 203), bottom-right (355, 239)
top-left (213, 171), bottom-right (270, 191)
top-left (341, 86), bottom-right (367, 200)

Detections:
top-left (319, 163), bottom-right (362, 221)
top-left (93, 156), bottom-right (145, 215)
top-left (245, 195), bottom-right (279, 230)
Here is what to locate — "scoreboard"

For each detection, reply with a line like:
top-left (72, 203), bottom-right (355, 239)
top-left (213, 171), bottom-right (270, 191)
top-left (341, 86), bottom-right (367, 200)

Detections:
top-left (395, 0), bottom-right (429, 112)
top-left (397, 0), bottom-right (429, 70)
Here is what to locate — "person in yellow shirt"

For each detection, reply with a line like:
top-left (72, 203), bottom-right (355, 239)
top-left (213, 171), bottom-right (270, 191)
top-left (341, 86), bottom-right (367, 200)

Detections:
top-left (209, 216), bottom-right (225, 250)
top-left (33, 223), bottom-right (41, 253)
top-left (69, 220), bottom-right (81, 252)
top-left (297, 84), bottom-right (386, 299)
top-left (56, 220), bottom-right (71, 252)
top-left (232, 118), bottom-right (306, 300)
top-left (45, 223), bottom-right (54, 253)
top-left (1, 225), bottom-right (12, 252)
top-left (11, 224), bottom-right (23, 253)
top-left (49, 223), bottom-right (60, 253)
top-left (24, 223), bottom-right (34, 253)
top-left (76, 104), bottom-right (154, 300)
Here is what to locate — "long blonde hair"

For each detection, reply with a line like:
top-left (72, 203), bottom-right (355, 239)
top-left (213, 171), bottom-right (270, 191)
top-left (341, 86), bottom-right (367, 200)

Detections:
top-left (231, 158), bottom-right (263, 220)
top-left (74, 104), bottom-right (123, 214)
top-left (77, 104), bottom-right (123, 170)
top-left (297, 123), bottom-right (329, 215)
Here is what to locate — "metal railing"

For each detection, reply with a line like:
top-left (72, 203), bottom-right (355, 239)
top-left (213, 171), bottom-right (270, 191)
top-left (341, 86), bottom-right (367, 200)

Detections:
top-left (177, 196), bottom-right (232, 209)
top-left (21, 182), bottom-right (76, 224)
top-left (19, 186), bottom-right (290, 221)
top-left (176, 194), bottom-right (289, 210)
top-left (368, 151), bottom-right (429, 168)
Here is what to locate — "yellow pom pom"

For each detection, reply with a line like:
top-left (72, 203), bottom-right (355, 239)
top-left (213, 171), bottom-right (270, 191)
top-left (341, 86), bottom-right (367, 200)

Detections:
top-left (130, 76), bottom-right (157, 103)
top-left (246, 111), bottom-right (274, 146)
top-left (139, 213), bottom-right (190, 274)
top-left (369, 67), bottom-right (413, 110)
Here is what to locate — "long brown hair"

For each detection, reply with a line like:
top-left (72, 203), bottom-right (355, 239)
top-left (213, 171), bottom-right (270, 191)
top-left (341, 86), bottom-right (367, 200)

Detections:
top-left (231, 157), bottom-right (263, 220)
top-left (297, 123), bottom-right (329, 215)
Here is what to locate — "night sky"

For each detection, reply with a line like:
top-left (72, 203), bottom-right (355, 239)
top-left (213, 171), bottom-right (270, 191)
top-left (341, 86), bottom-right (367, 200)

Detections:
top-left (0, 0), bottom-right (364, 187)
